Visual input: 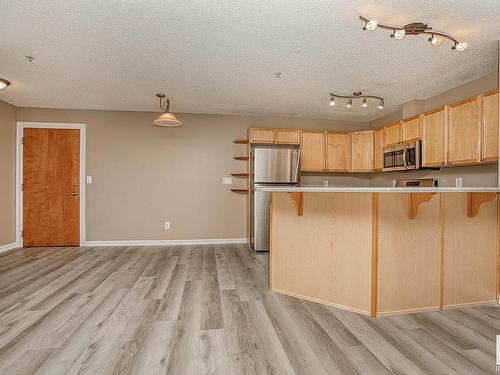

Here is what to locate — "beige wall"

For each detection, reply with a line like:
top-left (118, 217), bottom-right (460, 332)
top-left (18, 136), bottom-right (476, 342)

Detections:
top-left (369, 71), bottom-right (499, 187)
top-left (16, 108), bottom-right (368, 241)
top-left (0, 99), bottom-right (17, 246)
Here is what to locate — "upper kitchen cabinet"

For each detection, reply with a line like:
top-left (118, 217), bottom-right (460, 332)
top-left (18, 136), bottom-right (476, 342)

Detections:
top-left (326, 132), bottom-right (350, 172)
top-left (384, 122), bottom-right (401, 146)
top-left (249, 128), bottom-right (275, 144)
top-left (401, 115), bottom-right (421, 142)
top-left (481, 90), bottom-right (499, 162)
top-left (422, 107), bottom-right (447, 167)
top-left (301, 131), bottom-right (326, 172)
top-left (448, 97), bottom-right (480, 165)
top-left (373, 127), bottom-right (384, 171)
top-left (351, 130), bottom-right (373, 172)
top-left (275, 129), bottom-right (300, 145)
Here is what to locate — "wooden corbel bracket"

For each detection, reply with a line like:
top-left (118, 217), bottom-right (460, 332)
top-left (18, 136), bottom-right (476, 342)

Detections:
top-left (287, 192), bottom-right (304, 216)
top-left (408, 193), bottom-right (435, 219)
top-left (467, 192), bottom-right (497, 217)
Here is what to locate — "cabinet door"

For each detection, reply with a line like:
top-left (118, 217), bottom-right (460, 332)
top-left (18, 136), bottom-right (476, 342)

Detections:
top-left (326, 132), bottom-right (350, 172)
top-left (401, 115), bottom-right (421, 142)
top-left (422, 108), bottom-right (447, 167)
top-left (249, 128), bottom-right (275, 144)
top-left (384, 122), bottom-right (401, 146)
top-left (448, 97), bottom-right (480, 165)
top-left (301, 131), bottom-right (326, 172)
top-left (275, 129), bottom-right (300, 145)
top-left (351, 130), bottom-right (373, 172)
top-left (373, 128), bottom-right (384, 171)
top-left (481, 91), bottom-right (498, 162)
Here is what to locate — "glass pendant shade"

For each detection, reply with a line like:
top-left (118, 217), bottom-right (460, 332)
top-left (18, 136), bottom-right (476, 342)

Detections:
top-left (153, 112), bottom-right (182, 127)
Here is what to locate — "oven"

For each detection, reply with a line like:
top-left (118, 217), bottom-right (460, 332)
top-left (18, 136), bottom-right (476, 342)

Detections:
top-left (382, 140), bottom-right (421, 172)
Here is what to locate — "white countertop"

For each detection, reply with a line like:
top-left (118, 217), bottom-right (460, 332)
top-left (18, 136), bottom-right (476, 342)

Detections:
top-left (255, 186), bottom-right (500, 193)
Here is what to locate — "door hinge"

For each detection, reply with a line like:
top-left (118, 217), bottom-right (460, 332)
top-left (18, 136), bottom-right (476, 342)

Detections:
top-left (21, 137), bottom-right (24, 145)
top-left (21, 230), bottom-right (24, 238)
top-left (21, 183), bottom-right (24, 191)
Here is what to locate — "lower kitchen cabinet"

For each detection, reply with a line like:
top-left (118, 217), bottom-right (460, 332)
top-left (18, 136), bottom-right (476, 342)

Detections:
top-left (351, 130), bottom-right (373, 172)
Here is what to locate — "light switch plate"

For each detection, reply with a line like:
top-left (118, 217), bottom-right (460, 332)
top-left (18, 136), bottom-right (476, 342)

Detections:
top-left (164, 222), bottom-right (170, 230)
top-left (223, 177), bottom-right (232, 185)
top-left (456, 177), bottom-right (463, 188)
top-left (86, 176), bottom-right (93, 184)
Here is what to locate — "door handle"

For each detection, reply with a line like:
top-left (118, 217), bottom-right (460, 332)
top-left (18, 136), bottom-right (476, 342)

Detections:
top-left (66, 192), bottom-right (79, 196)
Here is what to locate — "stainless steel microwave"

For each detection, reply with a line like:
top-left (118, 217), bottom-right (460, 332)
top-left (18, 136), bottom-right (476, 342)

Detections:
top-left (382, 140), bottom-right (421, 172)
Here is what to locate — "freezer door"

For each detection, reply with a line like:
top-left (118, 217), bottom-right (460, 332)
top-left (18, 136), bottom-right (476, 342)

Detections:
top-left (251, 188), bottom-right (271, 251)
top-left (253, 147), bottom-right (300, 183)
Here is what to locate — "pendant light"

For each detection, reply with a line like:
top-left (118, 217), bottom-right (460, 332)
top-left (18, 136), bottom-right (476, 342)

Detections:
top-left (153, 93), bottom-right (182, 127)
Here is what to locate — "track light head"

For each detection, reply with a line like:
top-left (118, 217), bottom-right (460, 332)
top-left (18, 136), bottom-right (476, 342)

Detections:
top-left (365, 20), bottom-right (378, 31)
top-left (393, 29), bottom-right (406, 40)
top-left (453, 41), bottom-right (468, 51)
top-left (362, 98), bottom-right (368, 108)
top-left (429, 34), bottom-right (444, 47)
top-left (330, 97), bottom-right (336, 106)
top-left (346, 99), bottom-right (353, 109)
top-left (378, 100), bottom-right (384, 110)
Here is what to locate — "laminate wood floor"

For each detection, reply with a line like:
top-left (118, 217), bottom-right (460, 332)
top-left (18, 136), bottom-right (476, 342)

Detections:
top-left (0, 244), bottom-right (499, 374)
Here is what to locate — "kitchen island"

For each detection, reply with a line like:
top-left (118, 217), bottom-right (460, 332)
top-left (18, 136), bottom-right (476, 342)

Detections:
top-left (259, 186), bottom-right (500, 317)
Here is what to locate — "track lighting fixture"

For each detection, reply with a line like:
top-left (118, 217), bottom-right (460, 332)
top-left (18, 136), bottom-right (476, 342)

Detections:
top-left (330, 91), bottom-right (385, 110)
top-left (153, 93), bottom-right (182, 127)
top-left (360, 16), bottom-right (468, 51)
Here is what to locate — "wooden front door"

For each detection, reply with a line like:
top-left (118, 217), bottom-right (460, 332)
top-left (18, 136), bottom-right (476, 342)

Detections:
top-left (23, 128), bottom-right (80, 246)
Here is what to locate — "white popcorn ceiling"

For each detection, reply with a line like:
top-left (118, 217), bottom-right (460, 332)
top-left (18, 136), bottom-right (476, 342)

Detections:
top-left (0, 0), bottom-right (499, 122)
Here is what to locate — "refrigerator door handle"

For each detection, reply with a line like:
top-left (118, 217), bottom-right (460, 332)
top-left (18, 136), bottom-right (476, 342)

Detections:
top-left (292, 149), bottom-right (301, 182)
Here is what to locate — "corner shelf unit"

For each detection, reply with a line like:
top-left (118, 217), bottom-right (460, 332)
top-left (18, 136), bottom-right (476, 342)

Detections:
top-left (231, 138), bottom-right (250, 194)
top-left (230, 189), bottom-right (249, 193)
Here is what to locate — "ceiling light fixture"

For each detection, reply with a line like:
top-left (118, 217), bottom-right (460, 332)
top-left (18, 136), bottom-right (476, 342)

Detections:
top-left (0, 78), bottom-right (11, 90)
top-left (153, 93), bottom-right (182, 127)
top-left (330, 91), bottom-right (385, 110)
top-left (360, 16), bottom-right (468, 51)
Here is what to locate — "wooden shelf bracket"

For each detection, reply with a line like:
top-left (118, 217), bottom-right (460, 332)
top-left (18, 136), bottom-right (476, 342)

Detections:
top-left (408, 193), bottom-right (435, 219)
top-left (288, 192), bottom-right (304, 216)
top-left (467, 192), bottom-right (497, 217)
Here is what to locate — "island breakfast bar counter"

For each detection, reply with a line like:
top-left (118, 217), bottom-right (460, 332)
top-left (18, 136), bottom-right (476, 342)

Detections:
top-left (259, 187), bottom-right (500, 317)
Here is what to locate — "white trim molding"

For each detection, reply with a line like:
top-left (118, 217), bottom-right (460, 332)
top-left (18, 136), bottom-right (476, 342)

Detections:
top-left (0, 242), bottom-right (21, 254)
top-left (84, 238), bottom-right (247, 247)
top-left (16, 122), bottom-right (87, 247)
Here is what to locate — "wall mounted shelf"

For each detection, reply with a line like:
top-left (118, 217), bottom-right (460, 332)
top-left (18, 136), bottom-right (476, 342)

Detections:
top-left (231, 173), bottom-right (249, 178)
top-left (234, 156), bottom-right (249, 161)
top-left (231, 189), bottom-right (248, 193)
top-left (234, 139), bottom-right (249, 144)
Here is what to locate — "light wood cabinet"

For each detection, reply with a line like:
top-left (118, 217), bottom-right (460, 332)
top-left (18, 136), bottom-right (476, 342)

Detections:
top-left (401, 115), bottom-right (421, 142)
top-left (275, 129), bottom-right (300, 145)
top-left (373, 128), bottom-right (384, 171)
top-left (351, 130), bottom-right (373, 172)
top-left (448, 97), bottom-right (480, 165)
top-left (249, 128), bottom-right (275, 144)
top-left (481, 91), bottom-right (498, 162)
top-left (301, 131), bottom-right (326, 172)
top-left (422, 107), bottom-right (447, 167)
top-left (326, 132), bottom-right (350, 172)
top-left (384, 122), bottom-right (401, 146)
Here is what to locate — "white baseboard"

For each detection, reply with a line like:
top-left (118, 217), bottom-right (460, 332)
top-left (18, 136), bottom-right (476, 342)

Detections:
top-left (0, 242), bottom-right (21, 254)
top-left (83, 238), bottom-right (247, 247)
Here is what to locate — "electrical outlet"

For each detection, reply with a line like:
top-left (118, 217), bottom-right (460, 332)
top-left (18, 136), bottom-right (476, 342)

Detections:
top-left (86, 175), bottom-right (93, 184)
top-left (455, 177), bottom-right (463, 188)
top-left (223, 177), bottom-right (232, 185)
top-left (323, 180), bottom-right (329, 188)
top-left (164, 222), bottom-right (170, 230)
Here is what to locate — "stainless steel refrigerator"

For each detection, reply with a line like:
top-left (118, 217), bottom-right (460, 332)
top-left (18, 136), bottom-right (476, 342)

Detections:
top-left (250, 146), bottom-right (300, 251)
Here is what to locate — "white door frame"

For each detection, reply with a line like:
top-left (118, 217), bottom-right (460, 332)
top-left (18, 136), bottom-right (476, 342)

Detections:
top-left (16, 122), bottom-right (86, 246)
